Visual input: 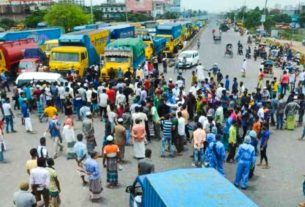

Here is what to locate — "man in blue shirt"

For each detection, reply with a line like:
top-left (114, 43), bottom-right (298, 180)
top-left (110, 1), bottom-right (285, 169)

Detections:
top-left (73, 133), bottom-right (88, 185)
top-left (1, 71), bottom-right (10, 92)
top-left (160, 114), bottom-right (175, 157)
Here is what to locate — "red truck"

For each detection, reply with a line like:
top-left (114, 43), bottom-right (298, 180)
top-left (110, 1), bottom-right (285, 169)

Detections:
top-left (0, 38), bottom-right (37, 76)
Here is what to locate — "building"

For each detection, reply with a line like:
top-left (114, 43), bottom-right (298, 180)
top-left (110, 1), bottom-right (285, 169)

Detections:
top-left (99, 2), bottom-right (126, 20)
top-left (166, 0), bottom-right (180, 13)
top-left (152, 0), bottom-right (168, 18)
top-left (125, 0), bottom-right (153, 14)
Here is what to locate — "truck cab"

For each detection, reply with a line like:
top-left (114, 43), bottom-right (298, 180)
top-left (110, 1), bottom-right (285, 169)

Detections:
top-left (101, 49), bottom-right (133, 78)
top-left (44, 39), bottom-right (59, 59)
top-left (49, 46), bottom-right (88, 77)
top-left (101, 38), bottom-right (145, 79)
top-left (18, 58), bottom-right (40, 74)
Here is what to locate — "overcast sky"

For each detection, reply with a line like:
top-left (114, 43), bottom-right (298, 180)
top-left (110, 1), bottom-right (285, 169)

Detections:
top-left (181, 0), bottom-right (302, 12)
top-left (88, 0), bottom-right (302, 13)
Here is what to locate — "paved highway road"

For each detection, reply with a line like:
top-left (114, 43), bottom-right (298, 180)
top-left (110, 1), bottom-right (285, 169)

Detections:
top-left (0, 24), bottom-right (304, 207)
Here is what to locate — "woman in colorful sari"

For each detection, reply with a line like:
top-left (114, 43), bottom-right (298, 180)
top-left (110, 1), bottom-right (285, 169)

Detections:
top-left (62, 117), bottom-right (76, 159)
top-left (84, 151), bottom-right (103, 201)
top-left (103, 135), bottom-right (120, 188)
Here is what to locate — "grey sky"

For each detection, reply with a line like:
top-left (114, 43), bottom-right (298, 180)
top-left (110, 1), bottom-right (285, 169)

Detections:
top-left (88, 0), bottom-right (302, 13)
top-left (181, 0), bottom-right (302, 12)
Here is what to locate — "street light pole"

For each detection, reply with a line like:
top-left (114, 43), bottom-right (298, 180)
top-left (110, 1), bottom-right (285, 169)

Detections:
top-left (90, 0), bottom-right (94, 23)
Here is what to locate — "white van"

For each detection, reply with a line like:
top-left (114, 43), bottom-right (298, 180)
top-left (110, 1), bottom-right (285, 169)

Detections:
top-left (177, 50), bottom-right (200, 69)
top-left (16, 72), bottom-right (66, 87)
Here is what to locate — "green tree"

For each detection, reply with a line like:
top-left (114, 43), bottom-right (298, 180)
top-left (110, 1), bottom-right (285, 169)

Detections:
top-left (44, 3), bottom-right (90, 32)
top-left (244, 7), bottom-right (262, 29)
top-left (300, 13), bottom-right (305, 28)
top-left (0, 18), bottom-right (16, 30)
top-left (271, 13), bottom-right (291, 23)
top-left (24, 10), bottom-right (47, 28)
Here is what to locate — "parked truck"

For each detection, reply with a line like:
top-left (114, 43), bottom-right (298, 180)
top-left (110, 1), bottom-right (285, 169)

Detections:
top-left (0, 28), bottom-right (63, 46)
top-left (100, 38), bottom-right (145, 79)
top-left (18, 48), bottom-right (48, 74)
top-left (73, 23), bottom-right (110, 32)
top-left (155, 23), bottom-right (182, 57)
top-left (137, 34), bottom-right (167, 61)
top-left (105, 25), bottom-right (135, 41)
top-left (49, 29), bottom-right (110, 77)
top-left (126, 168), bottom-right (258, 207)
top-left (0, 38), bottom-right (37, 75)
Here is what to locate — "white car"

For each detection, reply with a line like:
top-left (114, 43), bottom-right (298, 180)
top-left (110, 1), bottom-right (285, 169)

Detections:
top-left (177, 50), bottom-right (200, 69)
top-left (16, 72), bottom-right (66, 87)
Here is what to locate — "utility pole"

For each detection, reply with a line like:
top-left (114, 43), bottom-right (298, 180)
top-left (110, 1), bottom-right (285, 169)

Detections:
top-left (90, 0), bottom-right (94, 23)
top-left (264, 0), bottom-right (268, 29)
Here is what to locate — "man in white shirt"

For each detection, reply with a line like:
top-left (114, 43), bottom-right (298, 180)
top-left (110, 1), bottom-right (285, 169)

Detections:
top-left (58, 83), bottom-right (65, 112)
top-left (241, 59), bottom-right (247, 77)
top-left (99, 89), bottom-right (108, 120)
top-left (257, 104), bottom-right (265, 122)
top-left (2, 98), bottom-right (16, 133)
top-left (216, 83), bottom-right (226, 101)
top-left (86, 86), bottom-right (93, 104)
top-left (30, 158), bottom-right (50, 206)
top-left (196, 63), bottom-right (205, 82)
top-left (176, 112), bottom-right (185, 155)
top-left (132, 106), bottom-right (148, 126)
top-left (116, 90), bottom-right (126, 106)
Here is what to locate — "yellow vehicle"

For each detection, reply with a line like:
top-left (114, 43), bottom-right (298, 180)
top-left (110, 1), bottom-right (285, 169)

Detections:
top-left (49, 29), bottom-right (109, 77)
top-left (156, 23), bottom-right (182, 56)
top-left (44, 39), bottom-right (59, 58)
top-left (101, 38), bottom-right (146, 79)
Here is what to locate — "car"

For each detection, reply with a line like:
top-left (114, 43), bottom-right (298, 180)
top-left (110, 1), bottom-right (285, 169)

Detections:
top-left (177, 50), bottom-right (199, 69)
top-left (15, 72), bottom-right (66, 87)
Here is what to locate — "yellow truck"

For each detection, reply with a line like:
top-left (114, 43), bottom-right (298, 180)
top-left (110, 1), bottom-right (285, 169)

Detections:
top-left (49, 29), bottom-right (109, 77)
top-left (44, 39), bottom-right (59, 59)
top-left (100, 38), bottom-right (146, 79)
top-left (155, 23), bottom-right (182, 57)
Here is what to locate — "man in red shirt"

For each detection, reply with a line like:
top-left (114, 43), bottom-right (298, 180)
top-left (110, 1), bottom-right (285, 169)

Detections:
top-left (168, 79), bottom-right (175, 90)
top-left (107, 85), bottom-right (116, 105)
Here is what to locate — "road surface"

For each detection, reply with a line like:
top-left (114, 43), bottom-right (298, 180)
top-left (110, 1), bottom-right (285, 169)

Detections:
top-left (0, 24), bottom-right (304, 207)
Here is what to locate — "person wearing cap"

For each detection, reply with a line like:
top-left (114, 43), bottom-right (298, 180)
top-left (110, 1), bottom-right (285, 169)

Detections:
top-left (82, 112), bottom-right (96, 153)
top-left (103, 135), bottom-right (120, 188)
top-left (114, 118), bottom-right (126, 161)
top-left (84, 151), bottom-right (103, 201)
top-left (45, 115), bottom-right (63, 159)
top-left (234, 135), bottom-right (256, 189)
top-left (13, 181), bottom-right (36, 207)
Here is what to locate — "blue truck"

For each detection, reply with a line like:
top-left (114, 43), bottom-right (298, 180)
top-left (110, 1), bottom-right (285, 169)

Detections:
top-left (137, 34), bottom-right (166, 60)
top-left (73, 23), bottom-right (110, 32)
top-left (0, 28), bottom-right (63, 46)
top-left (105, 25), bottom-right (135, 40)
top-left (126, 168), bottom-right (258, 207)
top-left (155, 23), bottom-right (182, 56)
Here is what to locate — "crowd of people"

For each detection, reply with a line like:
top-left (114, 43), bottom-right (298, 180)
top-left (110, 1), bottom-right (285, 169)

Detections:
top-left (2, 36), bottom-right (305, 206)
